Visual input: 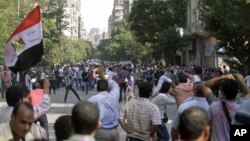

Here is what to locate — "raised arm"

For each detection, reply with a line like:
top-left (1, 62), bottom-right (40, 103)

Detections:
top-left (234, 74), bottom-right (250, 98)
top-left (202, 74), bottom-right (235, 104)
top-left (153, 75), bottom-right (173, 95)
top-left (99, 71), bottom-right (120, 99)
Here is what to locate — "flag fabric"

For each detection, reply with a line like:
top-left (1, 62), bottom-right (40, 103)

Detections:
top-left (5, 6), bottom-right (43, 73)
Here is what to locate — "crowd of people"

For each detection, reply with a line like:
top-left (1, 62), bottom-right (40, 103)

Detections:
top-left (0, 63), bottom-right (249, 141)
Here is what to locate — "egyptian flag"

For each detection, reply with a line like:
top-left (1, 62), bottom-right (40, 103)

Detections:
top-left (5, 6), bottom-right (43, 73)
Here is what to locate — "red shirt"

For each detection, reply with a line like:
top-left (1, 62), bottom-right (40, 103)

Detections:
top-left (30, 89), bottom-right (44, 105)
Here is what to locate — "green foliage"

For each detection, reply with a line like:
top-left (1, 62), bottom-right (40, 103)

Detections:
top-left (46, 36), bottom-right (90, 64)
top-left (95, 20), bottom-right (151, 62)
top-left (128, 0), bottom-right (187, 63)
top-left (200, 0), bottom-right (250, 74)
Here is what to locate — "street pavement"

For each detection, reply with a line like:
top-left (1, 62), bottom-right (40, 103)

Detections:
top-left (0, 87), bottom-right (177, 141)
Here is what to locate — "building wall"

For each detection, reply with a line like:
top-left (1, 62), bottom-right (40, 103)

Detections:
top-left (108, 0), bottom-right (134, 37)
top-left (182, 0), bottom-right (218, 68)
top-left (63, 0), bottom-right (86, 39)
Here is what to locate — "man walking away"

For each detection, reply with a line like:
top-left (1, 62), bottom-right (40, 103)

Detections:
top-left (119, 82), bottom-right (162, 141)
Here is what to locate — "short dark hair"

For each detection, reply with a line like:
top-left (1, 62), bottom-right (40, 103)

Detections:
top-left (193, 82), bottom-right (204, 97)
top-left (194, 66), bottom-right (202, 75)
top-left (178, 72), bottom-right (188, 83)
top-left (6, 86), bottom-right (23, 106)
top-left (72, 102), bottom-right (99, 134)
top-left (220, 79), bottom-right (238, 100)
top-left (12, 102), bottom-right (34, 116)
top-left (138, 82), bottom-right (153, 98)
top-left (20, 86), bottom-right (30, 98)
top-left (32, 81), bottom-right (42, 89)
top-left (159, 82), bottom-right (171, 93)
top-left (97, 79), bottom-right (108, 92)
top-left (179, 107), bottom-right (209, 140)
top-left (54, 115), bottom-right (72, 141)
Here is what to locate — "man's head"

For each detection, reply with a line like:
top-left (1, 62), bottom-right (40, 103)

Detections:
top-left (220, 79), bottom-right (238, 100)
top-left (97, 79), bottom-right (108, 92)
top-left (193, 82), bottom-right (204, 97)
top-left (6, 86), bottom-right (23, 106)
top-left (10, 102), bottom-right (34, 139)
top-left (72, 102), bottom-right (100, 135)
top-left (20, 86), bottom-right (30, 102)
top-left (32, 81), bottom-right (42, 90)
top-left (159, 82), bottom-right (171, 94)
top-left (194, 66), bottom-right (203, 75)
top-left (138, 82), bottom-right (153, 98)
top-left (54, 115), bottom-right (73, 141)
top-left (178, 72), bottom-right (188, 83)
top-left (179, 107), bottom-right (210, 141)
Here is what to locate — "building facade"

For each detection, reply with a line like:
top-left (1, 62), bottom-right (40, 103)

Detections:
top-left (182, 0), bottom-right (218, 68)
top-left (88, 28), bottom-right (101, 48)
top-left (108, 0), bottom-right (134, 37)
top-left (63, 0), bottom-right (87, 39)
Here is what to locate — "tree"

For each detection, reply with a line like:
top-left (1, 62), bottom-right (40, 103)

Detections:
top-left (128, 0), bottom-right (187, 63)
top-left (105, 20), bottom-right (151, 62)
top-left (200, 0), bottom-right (250, 74)
top-left (46, 36), bottom-right (90, 64)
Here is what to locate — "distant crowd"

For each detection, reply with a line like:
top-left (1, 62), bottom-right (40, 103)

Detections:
top-left (0, 63), bottom-right (249, 141)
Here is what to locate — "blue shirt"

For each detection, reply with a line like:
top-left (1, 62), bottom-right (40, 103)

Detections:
top-left (88, 80), bottom-right (120, 129)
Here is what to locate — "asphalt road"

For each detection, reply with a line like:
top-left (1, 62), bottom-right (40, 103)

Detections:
top-left (0, 87), bottom-right (177, 141)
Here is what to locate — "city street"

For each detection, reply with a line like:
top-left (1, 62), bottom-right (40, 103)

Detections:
top-left (0, 87), bottom-right (177, 141)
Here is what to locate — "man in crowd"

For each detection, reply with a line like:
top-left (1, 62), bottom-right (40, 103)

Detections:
top-left (64, 72), bottom-right (81, 103)
top-left (0, 102), bottom-right (35, 141)
top-left (169, 72), bottom-right (194, 108)
top-left (151, 81), bottom-right (175, 141)
top-left (202, 74), bottom-right (250, 141)
top-left (67, 102), bottom-right (100, 141)
top-left (88, 71), bottom-right (120, 141)
top-left (82, 68), bottom-right (90, 94)
top-left (118, 66), bottom-right (130, 102)
top-left (171, 82), bottom-right (210, 140)
top-left (119, 82), bottom-right (162, 141)
top-left (178, 107), bottom-right (211, 141)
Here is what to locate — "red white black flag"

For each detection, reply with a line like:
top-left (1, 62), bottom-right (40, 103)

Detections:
top-left (5, 6), bottom-right (43, 73)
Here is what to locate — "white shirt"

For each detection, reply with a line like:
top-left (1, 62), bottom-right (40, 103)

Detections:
top-left (0, 122), bottom-right (34, 141)
top-left (172, 96), bottom-right (210, 129)
top-left (151, 93), bottom-right (175, 118)
top-left (106, 71), bottom-right (117, 80)
top-left (67, 135), bottom-right (96, 141)
top-left (40, 72), bottom-right (46, 80)
top-left (152, 75), bottom-right (172, 96)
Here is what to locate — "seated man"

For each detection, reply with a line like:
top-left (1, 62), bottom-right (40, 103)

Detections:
top-left (178, 106), bottom-right (210, 141)
top-left (0, 102), bottom-right (35, 141)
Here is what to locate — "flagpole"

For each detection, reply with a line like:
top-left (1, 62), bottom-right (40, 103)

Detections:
top-left (18, 0), bottom-right (20, 19)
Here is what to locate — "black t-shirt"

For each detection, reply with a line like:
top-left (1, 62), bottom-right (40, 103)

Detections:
top-left (82, 71), bottom-right (89, 82)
